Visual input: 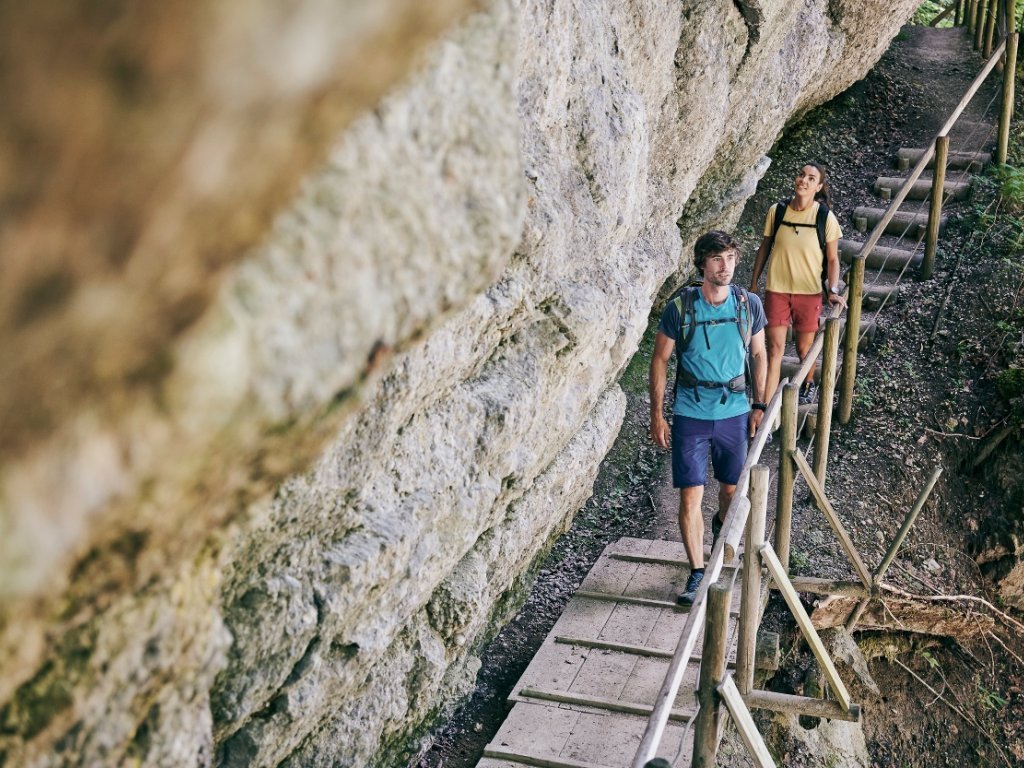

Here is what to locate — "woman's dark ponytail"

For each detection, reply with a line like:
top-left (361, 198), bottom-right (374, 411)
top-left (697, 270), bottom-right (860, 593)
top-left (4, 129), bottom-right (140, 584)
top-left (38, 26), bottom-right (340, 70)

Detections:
top-left (806, 161), bottom-right (832, 208)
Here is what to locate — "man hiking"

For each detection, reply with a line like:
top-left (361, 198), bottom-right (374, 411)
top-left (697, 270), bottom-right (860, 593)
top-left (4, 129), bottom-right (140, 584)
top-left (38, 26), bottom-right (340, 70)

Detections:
top-left (649, 230), bottom-right (768, 605)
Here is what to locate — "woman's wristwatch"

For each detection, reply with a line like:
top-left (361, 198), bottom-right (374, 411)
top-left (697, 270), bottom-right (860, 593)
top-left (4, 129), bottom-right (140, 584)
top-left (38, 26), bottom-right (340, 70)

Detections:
top-left (751, 402), bottom-right (767, 412)
top-left (829, 284), bottom-right (840, 295)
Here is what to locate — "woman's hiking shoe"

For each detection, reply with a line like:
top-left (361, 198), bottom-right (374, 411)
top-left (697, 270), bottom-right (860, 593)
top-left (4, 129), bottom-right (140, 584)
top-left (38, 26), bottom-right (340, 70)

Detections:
top-left (676, 570), bottom-right (704, 606)
top-left (799, 382), bottom-right (818, 405)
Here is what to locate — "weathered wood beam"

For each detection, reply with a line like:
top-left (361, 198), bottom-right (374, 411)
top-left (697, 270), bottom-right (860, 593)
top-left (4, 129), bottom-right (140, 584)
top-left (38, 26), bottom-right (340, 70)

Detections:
top-left (738, 466), bottom-right (769, 694)
top-left (693, 582), bottom-right (731, 766)
top-left (719, 676), bottom-right (777, 768)
top-left (781, 577), bottom-right (871, 598)
top-left (791, 448), bottom-right (873, 588)
top-left (760, 543), bottom-right (854, 712)
top-left (483, 746), bottom-right (611, 768)
top-left (743, 689), bottom-right (862, 722)
top-left (811, 594), bottom-right (996, 637)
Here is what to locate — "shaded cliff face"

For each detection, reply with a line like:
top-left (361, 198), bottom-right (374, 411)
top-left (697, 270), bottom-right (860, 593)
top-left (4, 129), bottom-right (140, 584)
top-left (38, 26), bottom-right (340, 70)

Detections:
top-left (0, 1), bottom-right (919, 766)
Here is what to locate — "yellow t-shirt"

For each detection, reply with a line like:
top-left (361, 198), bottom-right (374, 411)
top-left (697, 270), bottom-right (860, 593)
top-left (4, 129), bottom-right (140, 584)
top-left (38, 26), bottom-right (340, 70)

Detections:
top-left (763, 202), bottom-right (843, 295)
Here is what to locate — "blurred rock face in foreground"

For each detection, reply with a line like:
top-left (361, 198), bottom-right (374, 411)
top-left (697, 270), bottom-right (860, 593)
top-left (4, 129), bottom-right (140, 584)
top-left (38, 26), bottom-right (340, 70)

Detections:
top-left (0, 1), bottom-right (918, 765)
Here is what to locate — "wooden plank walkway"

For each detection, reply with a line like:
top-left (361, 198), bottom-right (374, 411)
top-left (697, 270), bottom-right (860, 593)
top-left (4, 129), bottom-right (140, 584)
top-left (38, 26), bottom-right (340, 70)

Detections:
top-left (478, 537), bottom-right (741, 768)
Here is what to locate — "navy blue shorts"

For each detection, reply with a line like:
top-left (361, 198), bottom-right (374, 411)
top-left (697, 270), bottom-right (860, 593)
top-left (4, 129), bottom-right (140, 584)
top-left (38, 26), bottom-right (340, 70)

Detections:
top-left (671, 413), bottom-right (748, 488)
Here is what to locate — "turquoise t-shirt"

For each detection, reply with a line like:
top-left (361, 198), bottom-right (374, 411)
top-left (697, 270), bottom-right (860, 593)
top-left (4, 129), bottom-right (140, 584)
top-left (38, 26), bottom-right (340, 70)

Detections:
top-left (658, 288), bottom-right (765, 421)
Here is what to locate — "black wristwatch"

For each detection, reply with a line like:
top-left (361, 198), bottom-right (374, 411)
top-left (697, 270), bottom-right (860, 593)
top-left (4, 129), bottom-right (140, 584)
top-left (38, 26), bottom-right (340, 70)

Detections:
top-left (751, 402), bottom-right (767, 412)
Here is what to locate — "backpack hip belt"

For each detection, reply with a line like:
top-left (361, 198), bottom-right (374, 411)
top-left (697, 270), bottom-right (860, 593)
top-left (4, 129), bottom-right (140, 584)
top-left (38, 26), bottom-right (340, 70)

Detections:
top-left (677, 369), bottom-right (747, 404)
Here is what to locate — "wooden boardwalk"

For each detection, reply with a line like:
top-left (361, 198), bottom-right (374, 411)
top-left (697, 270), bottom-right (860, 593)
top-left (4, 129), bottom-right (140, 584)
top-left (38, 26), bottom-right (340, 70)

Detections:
top-left (478, 537), bottom-right (741, 768)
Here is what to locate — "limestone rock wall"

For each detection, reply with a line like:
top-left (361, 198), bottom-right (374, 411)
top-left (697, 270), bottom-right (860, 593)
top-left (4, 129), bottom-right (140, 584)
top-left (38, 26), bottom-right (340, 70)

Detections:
top-left (0, 1), bottom-right (919, 766)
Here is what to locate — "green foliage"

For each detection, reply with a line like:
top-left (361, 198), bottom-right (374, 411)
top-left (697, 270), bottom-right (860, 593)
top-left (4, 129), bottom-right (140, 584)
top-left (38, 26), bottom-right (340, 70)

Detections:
top-left (853, 375), bottom-right (875, 410)
top-left (918, 648), bottom-right (941, 670)
top-left (789, 549), bottom-right (811, 572)
top-left (976, 680), bottom-right (1008, 711)
top-left (996, 367), bottom-right (1024, 401)
top-left (992, 164), bottom-right (1024, 212)
top-left (912, 1), bottom-right (954, 28)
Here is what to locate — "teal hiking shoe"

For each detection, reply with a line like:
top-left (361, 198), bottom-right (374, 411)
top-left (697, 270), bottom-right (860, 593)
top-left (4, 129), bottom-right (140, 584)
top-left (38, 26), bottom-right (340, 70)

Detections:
top-left (677, 570), bottom-right (704, 606)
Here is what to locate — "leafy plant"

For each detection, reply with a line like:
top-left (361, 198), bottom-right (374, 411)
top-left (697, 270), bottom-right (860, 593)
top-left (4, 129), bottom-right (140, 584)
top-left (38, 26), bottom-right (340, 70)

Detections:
top-left (789, 549), bottom-right (811, 571)
top-left (853, 376), bottom-right (875, 410)
top-left (918, 648), bottom-right (940, 670)
top-left (992, 163), bottom-right (1024, 212)
top-left (976, 681), bottom-right (1008, 711)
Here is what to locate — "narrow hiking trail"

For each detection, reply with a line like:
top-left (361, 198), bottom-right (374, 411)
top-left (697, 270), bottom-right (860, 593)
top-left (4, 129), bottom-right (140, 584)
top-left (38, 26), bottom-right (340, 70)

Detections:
top-left (709, 22), bottom-right (1024, 767)
top-left (654, 25), bottom-right (1001, 586)
top-left (415, 21), bottom-right (1024, 768)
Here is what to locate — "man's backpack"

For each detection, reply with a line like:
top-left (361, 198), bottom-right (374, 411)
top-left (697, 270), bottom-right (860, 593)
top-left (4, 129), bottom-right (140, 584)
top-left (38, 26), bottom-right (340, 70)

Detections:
top-left (769, 198), bottom-right (831, 289)
top-left (670, 282), bottom-right (752, 403)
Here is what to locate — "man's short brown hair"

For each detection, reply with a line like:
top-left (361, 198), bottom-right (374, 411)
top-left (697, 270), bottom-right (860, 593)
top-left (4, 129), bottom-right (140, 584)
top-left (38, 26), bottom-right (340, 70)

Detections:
top-left (694, 230), bottom-right (740, 270)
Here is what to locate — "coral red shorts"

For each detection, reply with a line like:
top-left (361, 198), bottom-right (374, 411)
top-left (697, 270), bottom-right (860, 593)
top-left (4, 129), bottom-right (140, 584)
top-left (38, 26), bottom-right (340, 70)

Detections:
top-left (764, 291), bottom-right (822, 334)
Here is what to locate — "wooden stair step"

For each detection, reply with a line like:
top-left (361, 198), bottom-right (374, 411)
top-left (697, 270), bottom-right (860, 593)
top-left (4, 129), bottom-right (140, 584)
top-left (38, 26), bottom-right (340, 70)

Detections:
top-left (862, 282), bottom-right (900, 300)
top-left (839, 238), bottom-right (922, 271)
top-left (785, 318), bottom-right (874, 347)
top-left (781, 355), bottom-right (821, 383)
top-left (897, 146), bottom-right (991, 171)
top-left (852, 206), bottom-right (946, 237)
top-left (480, 699), bottom-right (694, 768)
top-left (798, 402), bottom-right (818, 438)
top-left (873, 175), bottom-right (969, 201)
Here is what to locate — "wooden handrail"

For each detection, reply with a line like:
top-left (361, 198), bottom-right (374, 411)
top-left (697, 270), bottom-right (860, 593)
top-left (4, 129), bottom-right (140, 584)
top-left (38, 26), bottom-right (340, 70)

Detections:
top-left (840, 38), bottom-right (1007, 422)
top-left (719, 675), bottom-right (777, 767)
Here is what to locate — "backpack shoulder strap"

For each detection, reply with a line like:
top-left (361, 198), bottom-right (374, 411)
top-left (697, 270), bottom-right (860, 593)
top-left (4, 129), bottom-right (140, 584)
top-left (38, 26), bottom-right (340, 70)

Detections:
top-left (770, 199), bottom-right (790, 241)
top-left (814, 202), bottom-right (830, 255)
top-left (730, 285), bottom-right (752, 349)
top-left (672, 286), bottom-right (700, 396)
top-left (674, 286), bottom-right (699, 354)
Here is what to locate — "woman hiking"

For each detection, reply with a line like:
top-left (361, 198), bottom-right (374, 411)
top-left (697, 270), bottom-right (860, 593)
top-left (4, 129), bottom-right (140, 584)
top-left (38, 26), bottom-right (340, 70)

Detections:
top-left (748, 162), bottom-right (846, 408)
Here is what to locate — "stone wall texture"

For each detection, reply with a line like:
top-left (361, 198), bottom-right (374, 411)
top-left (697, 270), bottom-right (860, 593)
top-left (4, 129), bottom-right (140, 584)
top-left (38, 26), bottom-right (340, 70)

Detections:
top-left (0, 1), bottom-right (920, 765)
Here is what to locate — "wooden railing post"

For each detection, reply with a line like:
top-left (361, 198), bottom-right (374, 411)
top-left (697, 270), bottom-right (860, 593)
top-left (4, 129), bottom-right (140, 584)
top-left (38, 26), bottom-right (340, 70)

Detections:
top-left (693, 582), bottom-right (731, 768)
top-left (956, 0), bottom-right (965, 26)
top-left (812, 317), bottom-right (841, 485)
top-left (775, 384), bottom-right (798, 573)
top-left (985, 0), bottom-right (999, 55)
top-left (922, 135), bottom-right (949, 279)
top-left (998, 32), bottom-right (1019, 164)
top-left (976, 0), bottom-right (988, 49)
top-left (737, 465), bottom-right (769, 696)
top-left (969, 0), bottom-right (979, 33)
top-left (838, 256), bottom-right (865, 424)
